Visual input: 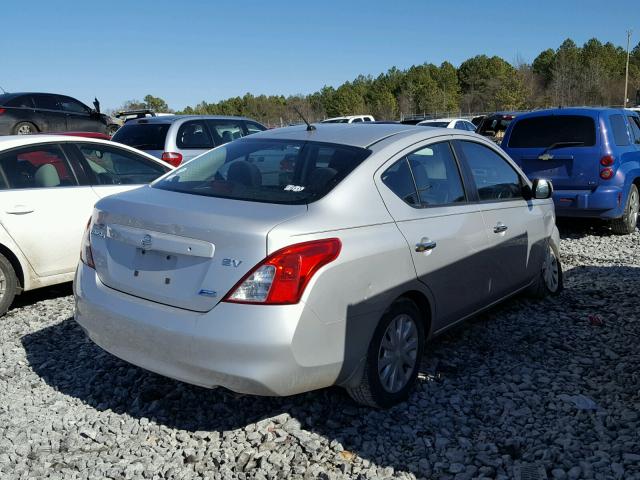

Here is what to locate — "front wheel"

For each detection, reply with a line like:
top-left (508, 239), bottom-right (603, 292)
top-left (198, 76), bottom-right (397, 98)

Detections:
top-left (610, 184), bottom-right (639, 235)
top-left (0, 253), bottom-right (18, 317)
top-left (346, 298), bottom-right (424, 408)
top-left (528, 243), bottom-right (563, 298)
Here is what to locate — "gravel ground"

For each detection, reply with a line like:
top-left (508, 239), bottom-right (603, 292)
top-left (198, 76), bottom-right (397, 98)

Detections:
top-left (1, 222), bottom-right (639, 480)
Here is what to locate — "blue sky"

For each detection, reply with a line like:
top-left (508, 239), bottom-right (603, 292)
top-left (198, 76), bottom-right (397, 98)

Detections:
top-left (1, 0), bottom-right (636, 111)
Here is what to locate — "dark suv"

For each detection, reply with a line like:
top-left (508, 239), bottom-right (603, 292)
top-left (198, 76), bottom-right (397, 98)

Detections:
top-left (0, 92), bottom-right (112, 136)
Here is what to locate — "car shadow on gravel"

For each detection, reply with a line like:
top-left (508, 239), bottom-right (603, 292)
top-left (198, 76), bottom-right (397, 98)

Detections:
top-left (556, 217), bottom-right (623, 238)
top-left (20, 264), bottom-right (640, 478)
top-left (10, 282), bottom-right (73, 310)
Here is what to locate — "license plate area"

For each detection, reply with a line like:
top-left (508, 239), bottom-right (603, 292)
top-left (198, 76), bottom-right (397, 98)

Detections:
top-left (133, 248), bottom-right (179, 273)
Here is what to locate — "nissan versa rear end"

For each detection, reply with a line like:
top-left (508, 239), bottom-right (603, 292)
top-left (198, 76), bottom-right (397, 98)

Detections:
top-left (75, 124), bottom-right (562, 407)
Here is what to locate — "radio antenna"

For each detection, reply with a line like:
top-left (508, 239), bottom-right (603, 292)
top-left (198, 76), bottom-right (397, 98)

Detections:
top-left (292, 105), bottom-right (315, 131)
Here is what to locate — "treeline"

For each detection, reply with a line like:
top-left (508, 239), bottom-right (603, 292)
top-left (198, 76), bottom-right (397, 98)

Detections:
top-left (126, 38), bottom-right (640, 126)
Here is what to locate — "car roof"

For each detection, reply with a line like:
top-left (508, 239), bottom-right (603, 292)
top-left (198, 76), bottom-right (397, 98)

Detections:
top-left (240, 123), bottom-right (460, 148)
top-left (125, 115), bottom-right (257, 125)
top-left (511, 107), bottom-right (634, 121)
top-left (0, 134), bottom-right (173, 167)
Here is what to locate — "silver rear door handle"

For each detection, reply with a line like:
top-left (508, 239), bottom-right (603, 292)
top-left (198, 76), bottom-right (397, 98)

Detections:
top-left (6, 205), bottom-right (34, 215)
top-left (493, 222), bottom-right (508, 233)
top-left (415, 239), bottom-right (437, 252)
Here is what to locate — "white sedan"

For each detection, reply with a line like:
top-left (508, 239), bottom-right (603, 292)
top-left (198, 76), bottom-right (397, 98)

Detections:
top-left (0, 135), bottom-right (172, 315)
top-left (417, 118), bottom-right (477, 131)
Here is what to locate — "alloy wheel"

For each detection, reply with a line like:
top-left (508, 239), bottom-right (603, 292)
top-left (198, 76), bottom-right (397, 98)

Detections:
top-left (377, 313), bottom-right (419, 393)
top-left (629, 188), bottom-right (639, 229)
top-left (0, 268), bottom-right (5, 301)
top-left (17, 124), bottom-right (33, 135)
top-left (542, 246), bottom-right (560, 293)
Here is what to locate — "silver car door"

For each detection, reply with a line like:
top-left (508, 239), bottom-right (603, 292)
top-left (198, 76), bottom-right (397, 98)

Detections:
top-left (454, 139), bottom-right (546, 300)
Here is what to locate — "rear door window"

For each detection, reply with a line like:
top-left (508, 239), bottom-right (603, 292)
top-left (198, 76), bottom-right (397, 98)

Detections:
top-left (0, 145), bottom-right (77, 189)
top-left (76, 143), bottom-right (168, 185)
top-left (6, 95), bottom-right (35, 108)
top-left (508, 115), bottom-right (596, 148)
top-left (176, 120), bottom-right (214, 149)
top-left (112, 123), bottom-right (171, 150)
top-left (459, 141), bottom-right (522, 202)
top-left (406, 142), bottom-right (466, 206)
top-left (610, 114), bottom-right (630, 146)
top-left (244, 121), bottom-right (266, 135)
top-left (153, 139), bottom-right (370, 204)
top-left (628, 116), bottom-right (640, 144)
top-left (206, 120), bottom-right (246, 145)
top-left (32, 94), bottom-right (61, 111)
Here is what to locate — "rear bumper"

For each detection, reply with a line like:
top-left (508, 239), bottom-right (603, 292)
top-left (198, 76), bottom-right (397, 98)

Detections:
top-left (73, 263), bottom-right (343, 396)
top-left (553, 186), bottom-right (624, 219)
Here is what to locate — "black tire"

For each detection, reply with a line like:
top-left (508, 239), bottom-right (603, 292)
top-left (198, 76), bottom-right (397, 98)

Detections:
top-left (610, 184), bottom-right (639, 235)
top-left (346, 298), bottom-right (425, 408)
top-left (107, 124), bottom-right (120, 136)
top-left (0, 253), bottom-right (18, 317)
top-left (12, 122), bottom-right (38, 135)
top-left (528, 242), bottom-right (563, 299)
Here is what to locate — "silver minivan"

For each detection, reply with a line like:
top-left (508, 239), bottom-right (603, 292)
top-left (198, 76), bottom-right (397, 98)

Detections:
top-left (75, 124), bottom-right (562, 408)
top-left (111, 115), bottom-right (266, 166)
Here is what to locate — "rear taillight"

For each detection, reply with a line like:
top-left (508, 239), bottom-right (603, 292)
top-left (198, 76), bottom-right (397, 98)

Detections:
top-left (600, 167), bottom-right (614, 180)
top-left (80, 218), bottom-right (95, 269)
top-left (0, 108), bottom-right (5, 115)
top-left (600, 155), bottom-right (615, 166)
top-left (162, 152), bottom-right (183, 167)
top-left (223, 238), bottom-right (342, 305)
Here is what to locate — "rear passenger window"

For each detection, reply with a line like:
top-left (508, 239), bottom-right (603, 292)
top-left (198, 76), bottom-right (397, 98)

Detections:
top-left (77, 144), bottom-right (168, 185)
top-left (32, 94), bottom-right (61, 111)
top-left (245, 121), bottom-right (266, 135)
top-left (177, 121), bottom-right (214, 149)
top-left (6, 95), bottom-right (34, 108)
top-left (382, 142), bottom-right (466, 207)
top-left (626, 116), bottom-right (640, 144)
top-left (382, 159), bottom-right (419, 206)
top-left (407, 142), bottom-right (466, 206)
top-left (610, 115), bottom-right (630, 146)
top-left (206, 120), bottom-right (246, 145)
top-left (0, 145), bottom-right (77, 189)
top-left (459, 141), bottom-right (523, 202)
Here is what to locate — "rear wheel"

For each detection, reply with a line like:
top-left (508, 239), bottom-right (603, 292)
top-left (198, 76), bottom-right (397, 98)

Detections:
top-left (346, 298), bottom-right (424, 408)
top-left (610, 184), bottom-right (639, 235)
top-left (13, 122), bottom-right (37, 135)
top-left (0, 253), bottom-right (18, 317)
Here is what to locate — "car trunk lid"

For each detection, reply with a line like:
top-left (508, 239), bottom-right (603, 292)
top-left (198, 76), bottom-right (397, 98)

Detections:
top-left (90, 186), bottom-right (306, 312)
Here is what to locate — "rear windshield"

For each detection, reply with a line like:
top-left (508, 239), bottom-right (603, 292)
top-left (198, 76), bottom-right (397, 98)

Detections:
top-left (153, 138), bottom-right (371, 204)
top-left (112, 123), bottom-right (171, 150)
top-left (508, 115), bottom-right (596, 148)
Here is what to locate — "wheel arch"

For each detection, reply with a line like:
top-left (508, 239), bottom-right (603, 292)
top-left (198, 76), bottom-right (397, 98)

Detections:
top-left (0, 242), bottom-right (24, 291)
top-left (397, 289), bottom-right (433, 339)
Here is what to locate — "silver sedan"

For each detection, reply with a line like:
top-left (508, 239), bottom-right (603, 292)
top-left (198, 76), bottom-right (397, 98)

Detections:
top-left (74, 123), bottom-right (562, 408)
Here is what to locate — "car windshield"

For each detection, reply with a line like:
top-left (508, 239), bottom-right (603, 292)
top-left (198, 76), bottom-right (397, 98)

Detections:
top-left (420, 121), bottom-right (449, 128)
top-left (112, 123), bottom-right (171, 150)
top-left (508, 115), bottom-right (596, 148)
top-left (153, 138), bottom-right (371, 204)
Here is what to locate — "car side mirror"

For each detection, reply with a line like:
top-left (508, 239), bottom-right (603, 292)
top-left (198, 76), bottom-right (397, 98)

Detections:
top-left (532, 178), bottom-right (553, 199)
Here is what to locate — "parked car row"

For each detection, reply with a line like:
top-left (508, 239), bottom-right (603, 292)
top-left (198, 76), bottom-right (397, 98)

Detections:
top-left (1, 101), bottom-right (638, 408)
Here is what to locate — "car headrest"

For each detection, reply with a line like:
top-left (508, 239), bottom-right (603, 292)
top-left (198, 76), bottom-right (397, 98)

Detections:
top-left (227, 161), bottom-right (261, 187)
top-left (35, 163), bottom-right (61, 188)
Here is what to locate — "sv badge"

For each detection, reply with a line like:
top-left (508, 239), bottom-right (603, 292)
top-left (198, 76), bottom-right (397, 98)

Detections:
top-left (222, 258), bottom-right (243, 267)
